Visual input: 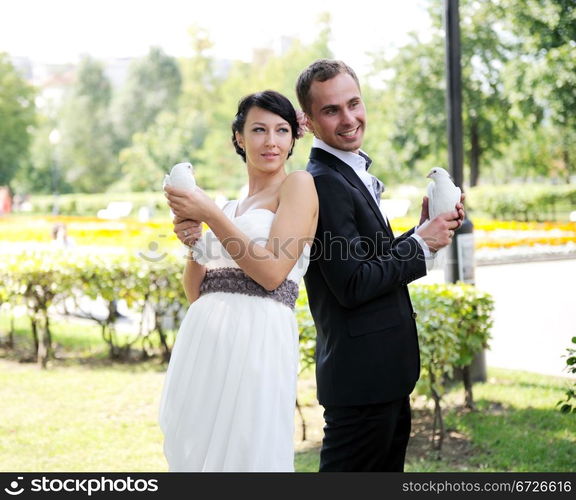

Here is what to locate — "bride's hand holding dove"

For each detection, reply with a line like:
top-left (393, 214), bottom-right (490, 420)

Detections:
top-left (164, 185), bottom-right (218, 225)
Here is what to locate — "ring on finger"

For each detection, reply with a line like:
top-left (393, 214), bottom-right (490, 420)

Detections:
top-left (183, 230), bottom-right (189, 238)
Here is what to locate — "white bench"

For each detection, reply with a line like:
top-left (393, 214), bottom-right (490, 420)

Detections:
top-left (97, 201), bottom-right (133, 219)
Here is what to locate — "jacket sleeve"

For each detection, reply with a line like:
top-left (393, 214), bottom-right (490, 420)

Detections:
top-left (313, 174), bottom-right (426, 309)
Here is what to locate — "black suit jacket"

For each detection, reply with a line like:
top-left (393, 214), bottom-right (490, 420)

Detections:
top-left (304, 148), bottom-right (427, 407)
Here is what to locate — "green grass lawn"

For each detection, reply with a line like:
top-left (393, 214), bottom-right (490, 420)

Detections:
top-left (0, 359), bottom-right (167, 472)
top-left (1, 356), bottom-right (573, 472)
top-left (1, 314), bottom-right (574, 472)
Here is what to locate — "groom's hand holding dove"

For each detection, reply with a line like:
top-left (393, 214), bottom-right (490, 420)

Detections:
top-left (415, 167), bottom-right (465, 267)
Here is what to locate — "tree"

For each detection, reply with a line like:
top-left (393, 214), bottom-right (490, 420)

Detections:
top-left (0, 53), bottom-right (36, 186)
top-left (369, 0), bottom-right (518, 186)
top-left (367, 37), bottom-right (447, 184)
top-left (58, 56), bottom-right (117, 193)
top-left (192, 14), bottom-right (333, 192)
top-left (115, 109), bottom-right (208, 192)
top-left (115, 30), bottom-right (213, 192)
top-left (179, 26), bottom-right (219, 115)
top-left (15, 115), bottom-right (60, 194)
top-left (115, 17), bottom-right (333, 195)
top-left (113, 47), bottom-right (182, 149)
top-left (499, 0), bottom-right (576, 182)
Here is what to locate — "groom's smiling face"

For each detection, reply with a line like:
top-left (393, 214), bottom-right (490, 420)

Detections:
top-left (306, 72), bottom-right (366, 153)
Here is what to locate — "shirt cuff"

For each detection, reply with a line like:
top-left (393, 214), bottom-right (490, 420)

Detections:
top-left (410, 232), bottom-right (433, 260)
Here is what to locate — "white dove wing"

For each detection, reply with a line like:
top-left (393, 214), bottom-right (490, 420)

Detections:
top-left (426, 177), bottom-right (461, 272)
top-left (427, 181), bottom-right (437, 219)
top-left (431, 178), bottom-right (461, 217)
top-left (169, 166), bottom-right (196, 191)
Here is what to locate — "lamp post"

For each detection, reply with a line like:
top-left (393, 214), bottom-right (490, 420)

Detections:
top-left (48, 128), bottom-right (60, 215)
top-left (444, 0), bottom-right (483, 384)
top-left (443, 0), bottom-right (475, 285)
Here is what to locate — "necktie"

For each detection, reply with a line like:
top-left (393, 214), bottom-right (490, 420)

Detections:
top-left (371, 175), bottom-right (384, 202)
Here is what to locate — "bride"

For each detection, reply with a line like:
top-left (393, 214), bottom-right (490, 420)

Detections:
top-left (159, 90), bottom-right (318, 472)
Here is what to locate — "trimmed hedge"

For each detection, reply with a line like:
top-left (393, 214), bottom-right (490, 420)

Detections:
top-left (384, 183), bottom-right (576, 222)
top-left (466, 184), bottom-right (576, 221)
top-left (26, 192), bottom-right (165, 217)
top-left (23, 190), bottom-right (236, 217)
top-left (25, 184), bottom-right (576, 222)
top-left (0, 249), bottom-right (189, 365)
top-left (1, 250), bottom-right (494, 447)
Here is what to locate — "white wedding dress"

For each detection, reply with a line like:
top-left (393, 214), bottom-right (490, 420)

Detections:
top-left (159, 200), bottom-right (310, 472)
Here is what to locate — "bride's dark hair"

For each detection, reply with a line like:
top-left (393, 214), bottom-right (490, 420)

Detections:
top-left (231, 90), bottom-right (299, 162)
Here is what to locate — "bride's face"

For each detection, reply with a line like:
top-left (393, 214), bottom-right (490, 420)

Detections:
top-left (235, 106), bottom-right (294, 173)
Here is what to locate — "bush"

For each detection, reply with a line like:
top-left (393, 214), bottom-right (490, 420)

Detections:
top-left (557, 336), bottom-right (576, 415)
top-left (409, 283), bottom-right (494, 449)
top-left (0, 249), bottom-right (190, 364)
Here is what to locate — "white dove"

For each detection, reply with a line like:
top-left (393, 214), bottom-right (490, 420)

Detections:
top-left (163, 162), bottom-right (197, 191)
top-left (425, 166), bottom-right (461, 271)
top-left (163, 162), bottom-right (208, 265)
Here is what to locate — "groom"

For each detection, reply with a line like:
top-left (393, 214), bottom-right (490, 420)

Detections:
top-left (296, 59), bottom-right (463, 471)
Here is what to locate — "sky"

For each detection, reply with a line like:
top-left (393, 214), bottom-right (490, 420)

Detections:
top-left (0, 0), bottom-right (432, 75)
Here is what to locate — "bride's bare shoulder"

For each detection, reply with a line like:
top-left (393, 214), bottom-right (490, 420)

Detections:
top-left (278, 171), bottom-right (318, 211)
top-left (281, 170), bottom-right (315, 192)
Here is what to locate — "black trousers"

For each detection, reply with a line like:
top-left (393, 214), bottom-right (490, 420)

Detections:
top-left (319, 396), bottom-right (411, 472)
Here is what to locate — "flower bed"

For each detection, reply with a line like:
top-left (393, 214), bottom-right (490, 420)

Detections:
top-left (390, 217), bottom-right (576, 250)
top-left (2, 215), bottom-right (576, 253)
top-left (0, 215), bottom-right (178, 250)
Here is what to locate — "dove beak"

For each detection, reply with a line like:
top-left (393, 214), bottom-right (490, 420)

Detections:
top-left (426, 172), bottom-right (433, 179)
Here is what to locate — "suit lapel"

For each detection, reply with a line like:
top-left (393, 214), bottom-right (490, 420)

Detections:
top-left (310, 148), bottom-right (394, 239)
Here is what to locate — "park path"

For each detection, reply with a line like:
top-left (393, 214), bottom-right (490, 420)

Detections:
top-left (420, 259), bottom-right (576, 379)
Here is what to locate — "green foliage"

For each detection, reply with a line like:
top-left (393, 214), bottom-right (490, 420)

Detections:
top-left (0, 251), bottom-right (70, 367)
top-left (370, 0), bottom-right (518, 186)
top-left (15, 114), bottom-right (58, 194)
top-left (58, 56), bottom-right (118, 193)
top-left (113, 47), bottom-right (182, 149)
top-left (27, 191), bottom-right (164, 216)
top-left (557, 336), bottom-right (576, 414)
top-left (116, 110), bottom-right (208, 192)
top-left (295, 285), bottom-right (316, 373)
top-left (410, 284), bottom-right (493, 391)
top-left (190, 14), bottom-right (332, 191)
top-left (498, 0), bottom-right (576, 182)
top-left (26, 190), bottom-right (233, 216)
top-left (409, 283), bottom-right (494, 448)
top-left (0, 52), bottom-right (36, 186)
top-left (0, 250), bottom-right (190, 362)
top-left (368, 35), bottom-right (447, 183)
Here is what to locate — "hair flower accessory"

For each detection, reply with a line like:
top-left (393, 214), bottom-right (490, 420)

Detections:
top-left (295, 110), bottom-right (309, 139)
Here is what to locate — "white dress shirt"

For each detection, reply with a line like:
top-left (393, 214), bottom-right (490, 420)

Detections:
top-left (312, 138), bottom-right (432, 259)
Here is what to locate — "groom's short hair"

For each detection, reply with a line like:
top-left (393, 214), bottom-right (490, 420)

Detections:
top-left (296, 59), bottom-right (360, 115)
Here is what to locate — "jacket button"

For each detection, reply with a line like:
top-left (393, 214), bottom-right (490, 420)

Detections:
top-left (412, 312), bottom-right (418, 319)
